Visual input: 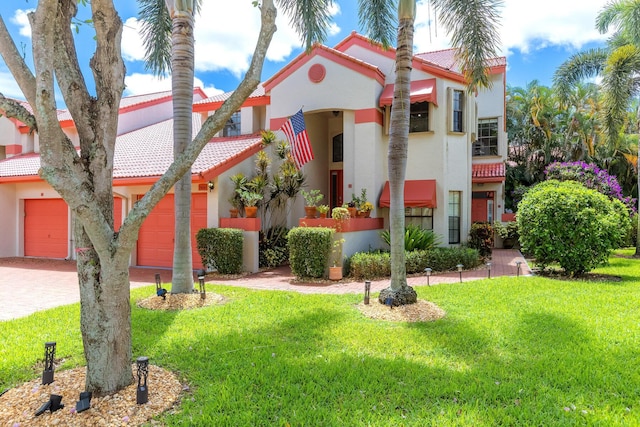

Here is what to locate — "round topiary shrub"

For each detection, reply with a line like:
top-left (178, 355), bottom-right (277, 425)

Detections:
top-left (517, 180), bottom-right (631, 275)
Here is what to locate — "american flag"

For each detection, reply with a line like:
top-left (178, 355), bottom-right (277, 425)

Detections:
top-left (280, 109), bottom-right (314, 169)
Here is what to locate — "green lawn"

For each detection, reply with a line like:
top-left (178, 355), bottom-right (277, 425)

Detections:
top-left (2, 251), bottom-right (640, 426)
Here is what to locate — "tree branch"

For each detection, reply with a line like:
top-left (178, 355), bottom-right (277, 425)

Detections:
top-left (0, 94), bottom-right (37, 133)
top-left (0, 15), bottom-right (37, 106)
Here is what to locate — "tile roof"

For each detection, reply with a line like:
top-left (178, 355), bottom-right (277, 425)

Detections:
top-left (416, 49), bottom-right (507, 74)
top-left (0, 114), bottom-right (263, 181)
top-left (194, 85), bottom-right (265, 106)
top-left (472, 162), bottom-right (505, 182)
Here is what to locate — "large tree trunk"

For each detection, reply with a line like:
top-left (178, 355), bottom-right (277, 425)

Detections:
top-left (378, 8), bottom-right (417, 306)
top-left (76, 223), bottom-right (133, 395)
top-left (170, 4), bottom-right (196, 293)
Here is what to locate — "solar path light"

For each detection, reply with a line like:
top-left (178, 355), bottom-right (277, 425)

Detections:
top-left (424, 267), bottom-right (432, 286)
top-left (457, 264), bottom-right (464, 283)
top-left (42, 341), bottom-right (56, 385)
top-left (364, 281), bottom-right (371, 305)
top-left (136, 356), bottom-right (149, 404)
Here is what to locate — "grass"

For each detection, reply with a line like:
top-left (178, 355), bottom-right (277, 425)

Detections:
top-left (2, 252), bottom-right (640, 425)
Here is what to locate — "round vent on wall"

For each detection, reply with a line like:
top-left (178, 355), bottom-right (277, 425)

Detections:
top-left (308, 64), bottom-right (326, 83)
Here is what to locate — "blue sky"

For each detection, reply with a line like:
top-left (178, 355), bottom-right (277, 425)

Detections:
top-left (0, 1), bottom-right (610, 101)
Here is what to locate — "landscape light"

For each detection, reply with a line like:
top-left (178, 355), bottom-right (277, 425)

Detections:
top-left (136, 356), bottom-right (149, 404)
top-left (42, 342), bottom-right (56, 385)
top-left (424, 267), bottom-right (432, 286)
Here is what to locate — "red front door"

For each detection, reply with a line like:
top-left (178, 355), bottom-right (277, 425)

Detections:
top-left (330, 169), bottom-right (343, 210)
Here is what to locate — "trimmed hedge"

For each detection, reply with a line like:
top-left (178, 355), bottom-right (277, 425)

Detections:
top-left (350, 247), bottom-right (481, 280)
top-left (196, 228), bottom-right (243, 274)
top-left (288, 227), bottom-right (333, 278)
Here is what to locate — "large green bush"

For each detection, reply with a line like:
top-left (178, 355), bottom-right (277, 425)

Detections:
top-left (288, 227), bottom-right (333, 278)
top-left (259, 226), bottom-right (289, 268)
top-left (196, 228), bottom-right (243, 274)
top-left (518, 180), bottom-right (631, 275)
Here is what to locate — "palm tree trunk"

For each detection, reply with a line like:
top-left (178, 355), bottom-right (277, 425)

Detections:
top-left (170, 5), bottom-right (195, 292)
top-left (378, 7), bottom-right (417, 306)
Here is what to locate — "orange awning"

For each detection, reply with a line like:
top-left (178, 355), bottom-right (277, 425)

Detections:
top-left (379, 180), bottom-right (437, 208)
top-left (379, 78), bottom-right (438, 107)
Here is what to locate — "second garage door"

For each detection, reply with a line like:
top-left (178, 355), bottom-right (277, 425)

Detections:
top-left (24, 199), bottom-right (69, 258)
top-left (137, 193), bottom-right (207, 269)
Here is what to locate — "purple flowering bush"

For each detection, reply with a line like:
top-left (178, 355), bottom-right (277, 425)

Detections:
top-left (545, 161), bottom-right (636, 214)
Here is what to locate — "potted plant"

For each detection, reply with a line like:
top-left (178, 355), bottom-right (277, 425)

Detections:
top-left (317, 204), bottom-right (330, 218)
top-left (329, 238), bottom-right (345, 281)
top-left (359, 201), bottom-right (373, 218)
top-left (332, 206), bottom-right (350, 231)
top-left (345, 202), bottom-right (357, 219)
top-left (494, 221), bottom-right (519, 249)
top-left (300, 189), bottom-right (324, 218)
top-left (237, 190), bottom-right (262, 218)
top-left (228, 173), bottom-right (247, 217)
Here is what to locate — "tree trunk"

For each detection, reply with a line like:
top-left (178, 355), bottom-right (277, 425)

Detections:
top-left (379, 10), bottom-right (417, 306)
top-left (170, 7), bottom-right (196, 292)
top-left (76, 222), bottom-right (133, 395)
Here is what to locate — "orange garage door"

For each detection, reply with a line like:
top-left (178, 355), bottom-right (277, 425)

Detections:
top-left (24, 199), bottom-right (69, 258)
top-left (137, 193), bottom-right (207, 269)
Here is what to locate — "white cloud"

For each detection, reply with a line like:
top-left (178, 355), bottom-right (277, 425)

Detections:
top-left (121, 17), bottom-right (147, 62)
top-left (123, 73), bottom-right (223, 98)
top-left (120, 3), bottom-right (341, 78)
top-left (11, 9), bottom-right (32, 38)
top-left (0, 70), bottom-right (26, 100)
top-left (413, 0), bottom-right (609, 57)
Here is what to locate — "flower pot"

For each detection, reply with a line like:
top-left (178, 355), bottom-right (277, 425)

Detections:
top-left (363, 210), bottom-right (371, 218)
top-left (229, 208), bottom-right (239, 218)
top-left (304, 206), bottom-right (317, 219)
top-left (347, 207), bottom-right (357, 218)
top-left (245, 206), bottom-right (258, 218)
top-left (329, 266), bottom-right (343, 281)
top-left (319, 212), bottom-right (327, 219)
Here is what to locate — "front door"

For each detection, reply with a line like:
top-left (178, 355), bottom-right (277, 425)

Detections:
top-left (330, 170), bottom-right (343, 210)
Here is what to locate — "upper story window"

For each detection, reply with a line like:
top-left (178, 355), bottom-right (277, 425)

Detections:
top-left (409, 102), bottom-right (430, 133)
top-left (223, 111), bottom-right (241, 137)
top-left (473, 118), bottom-right (499, 156)
top-left (452, 90), bottom-right (464, 132)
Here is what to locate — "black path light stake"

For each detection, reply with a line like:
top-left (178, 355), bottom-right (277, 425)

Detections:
top-left (516, 261), bottom-right (522, 277)
top-left (155, 273), bottom-right (167, 300)
top-left (364, 281), bottom-right (371, 305)
top-left (42, 341), bottom-right (56, 385)
top-left (136, 356), bottom-right (149, 404)
top-left (486, 262), bottom-right (492, 279)
top-left (35, 394), bottom-right (64, 416)
top-left (424, 267), bottom-right (432, 286)
top-left (457, 264), bottom-right (464, 283)
top-left (197, 269), bottom-right (206, 300)
top-left (75, 391), bottom-right (92, 413)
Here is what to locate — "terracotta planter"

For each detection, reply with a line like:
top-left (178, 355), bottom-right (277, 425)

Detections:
top-left (329, 266), bottom-right (343, 281)
top-left (319, 212), bottom-right (327, 219)
top-left (304, 206), bottom-right (317, 219)
top-left (229, 208), bottom-right (239, 218)
top-left (363, 210), bottom-right (371, 218)
top-left (245, 206), bottom-right (258, 218)
top-left (347, 207), bottom-right (357, 218)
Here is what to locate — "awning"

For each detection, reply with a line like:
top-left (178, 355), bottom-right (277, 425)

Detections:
top-left (472, 162), bottom-right (505, 183)
top-left (379, 180), bottom-right (437, 208)
top-left (379, 78), bottom-right (438, 107)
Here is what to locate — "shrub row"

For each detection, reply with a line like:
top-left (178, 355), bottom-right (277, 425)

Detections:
top-left (196, 228), bottom-right (243, 274)
top-left (350, 247), bottom-right (481, 281)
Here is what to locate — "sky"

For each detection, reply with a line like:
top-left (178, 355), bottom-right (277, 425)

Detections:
top-left (0, 0), bottom-right (612, 103)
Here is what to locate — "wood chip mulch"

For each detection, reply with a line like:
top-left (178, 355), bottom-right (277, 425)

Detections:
top-left (356, 299), bottom-right (446, 322)
top-left (136, 292), bottom-right (226, 310)
top-left (0, 364), bottom-right (183, 426)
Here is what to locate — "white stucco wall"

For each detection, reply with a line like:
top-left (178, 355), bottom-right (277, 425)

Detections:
top-left (0, 184), bottom-right (17, 256)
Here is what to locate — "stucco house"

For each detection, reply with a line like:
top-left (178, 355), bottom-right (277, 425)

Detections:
top-left (0, 32), bottom-right (507, 271)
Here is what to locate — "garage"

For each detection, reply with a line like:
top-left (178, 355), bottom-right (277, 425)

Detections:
top-left (24, 199), bottom-right (69, 258)
top-left (137, 193), bottom-right (207, 269)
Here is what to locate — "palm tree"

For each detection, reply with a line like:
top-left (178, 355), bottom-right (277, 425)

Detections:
top-left (359, 0), bottom-right (501, 305)
top-left (554, 0), bottom-right (640, 256)
top-left (137, 0), bottom-right (200, 293)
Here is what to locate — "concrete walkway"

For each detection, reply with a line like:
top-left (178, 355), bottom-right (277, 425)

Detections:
top-left (0, 249), bottom-right (530, 321)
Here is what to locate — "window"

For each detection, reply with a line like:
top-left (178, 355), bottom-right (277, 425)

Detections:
top-left (452, 90), bottom-right (463, 132)
top-left (223, 111), bottom-right (241, 137)
top-left (473, 118), bottom-right (498, 156)
top-left (405, 207), bottom-right (433, 230)
top-left (448, 191), bottom-right (461, 244)
top-left (332, 133), bottom-right (343, 162)
top-left (409, 102), bottom-right (429, 133)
